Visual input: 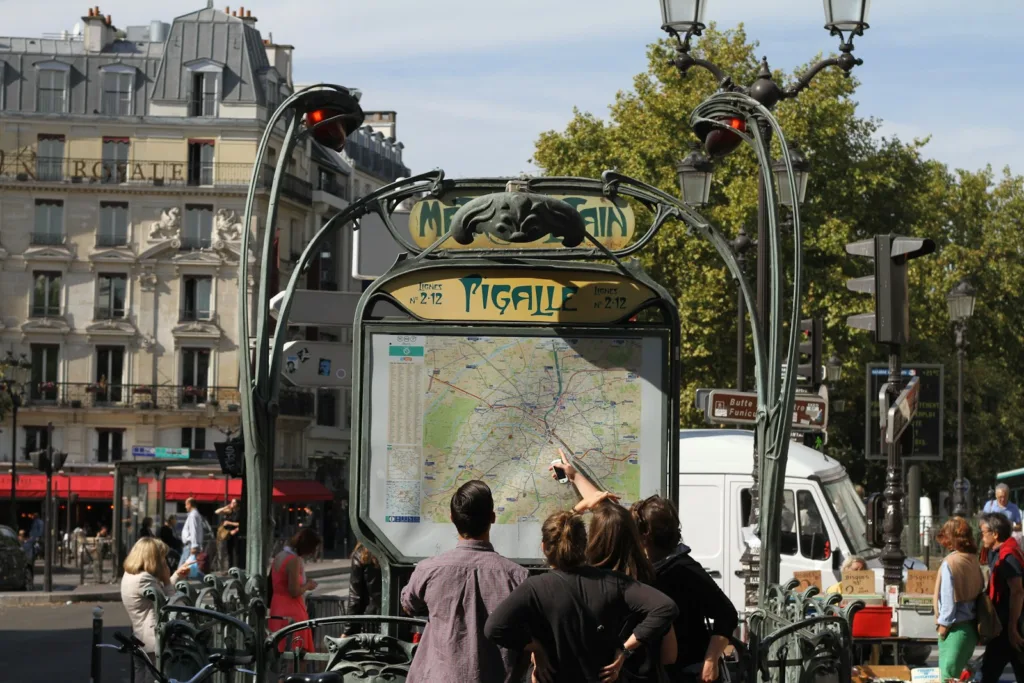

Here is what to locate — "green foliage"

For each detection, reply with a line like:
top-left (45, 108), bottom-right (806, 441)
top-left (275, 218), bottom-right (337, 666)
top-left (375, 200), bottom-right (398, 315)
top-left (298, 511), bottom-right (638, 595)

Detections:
top-left (533, 25), bottom-right (1024, 498)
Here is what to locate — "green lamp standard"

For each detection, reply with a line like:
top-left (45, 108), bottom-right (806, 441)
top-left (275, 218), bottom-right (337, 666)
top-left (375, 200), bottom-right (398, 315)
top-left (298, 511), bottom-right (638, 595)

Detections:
top-left (1, 351), bottom-right (32, 528)
top-left (947, 278), bottom-right (976, 517)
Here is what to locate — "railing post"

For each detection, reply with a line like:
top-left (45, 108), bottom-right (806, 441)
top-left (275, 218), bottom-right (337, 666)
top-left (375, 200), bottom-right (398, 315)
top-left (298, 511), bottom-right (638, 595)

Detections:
top-left (90, 605), bottom-right (104, 683)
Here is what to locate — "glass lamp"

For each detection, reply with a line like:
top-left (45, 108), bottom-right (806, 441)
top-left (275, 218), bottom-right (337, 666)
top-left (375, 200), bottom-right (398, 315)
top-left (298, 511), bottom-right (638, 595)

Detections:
top-left (676, 147), bottom-right (713, 207)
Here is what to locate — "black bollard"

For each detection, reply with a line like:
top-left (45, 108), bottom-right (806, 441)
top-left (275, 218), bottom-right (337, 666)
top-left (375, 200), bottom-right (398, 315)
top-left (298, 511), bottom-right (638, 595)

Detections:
top-left (90, 605), bottom-right (104, 683)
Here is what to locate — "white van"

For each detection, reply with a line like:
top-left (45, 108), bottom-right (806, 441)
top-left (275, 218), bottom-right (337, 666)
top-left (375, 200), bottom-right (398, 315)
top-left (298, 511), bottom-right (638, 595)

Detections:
top-left (678, 429), bottom-right (887, 612)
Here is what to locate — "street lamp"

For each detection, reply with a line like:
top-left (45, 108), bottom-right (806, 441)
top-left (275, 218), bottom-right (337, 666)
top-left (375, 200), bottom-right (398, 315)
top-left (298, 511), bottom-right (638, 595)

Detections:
top-left (676, 145), bottom-right (714, 207)
top-left (1, 351), bottom-right (32, 528)
top-left (947, 278), bottom-right (976, 517)
top-left (772, 149), bottom-right (810, 209)
top-left (825, 355), bottom-right (842, 384)
top-left (659, 0), bottom-right (708, 35)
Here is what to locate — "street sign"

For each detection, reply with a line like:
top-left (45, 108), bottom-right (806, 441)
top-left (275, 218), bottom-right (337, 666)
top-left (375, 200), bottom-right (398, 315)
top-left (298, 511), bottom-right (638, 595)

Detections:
top-left (131, 446), bottom-right (189, 459)
top-left (866, 364), bottom-right (943, 461)
top-left (954, 478), bottom-right (970, 494)
top-left (281, 340), bottom-right (351, 387)
top-left (886, 376), bottom-right (920, 444)
top-left (702, 389), bottom-right (828, 432)
top-left (269, 289), bottom-right (360, 326)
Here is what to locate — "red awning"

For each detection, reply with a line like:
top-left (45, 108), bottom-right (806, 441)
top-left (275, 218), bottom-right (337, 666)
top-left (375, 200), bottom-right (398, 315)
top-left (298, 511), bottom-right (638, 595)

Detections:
top-left (158, 478), bottom-right (333, 503)
top-left (272, 480), bottom-right (333, 503)
top-left (0, 474), bottom-right (114, 501)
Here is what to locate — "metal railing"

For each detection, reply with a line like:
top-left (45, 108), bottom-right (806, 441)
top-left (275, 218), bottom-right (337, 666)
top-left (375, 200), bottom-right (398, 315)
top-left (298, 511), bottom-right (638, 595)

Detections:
top-left (258, 165), bottom-right (312, 204)
top-left (22, 381), bottom-right (315, 416)
top-left (30, 231), bottom-right (64, 246)
top-left (95, 232), bottom-right (128, 248)
top-left (94, 306), bottom-right (127, 320)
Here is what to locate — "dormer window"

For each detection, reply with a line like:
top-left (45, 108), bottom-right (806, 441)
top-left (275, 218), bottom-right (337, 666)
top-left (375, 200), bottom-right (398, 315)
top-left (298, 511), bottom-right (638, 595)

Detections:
top-left (38, 67), bottom-right (69, 114)
top-left (101, 67), bottom-right (135, 116)
top-left (191, 72), bottom-right (218, 117)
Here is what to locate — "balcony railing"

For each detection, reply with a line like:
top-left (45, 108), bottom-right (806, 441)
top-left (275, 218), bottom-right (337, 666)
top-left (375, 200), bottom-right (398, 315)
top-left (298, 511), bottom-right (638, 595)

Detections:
top-left (31, 232), bottom-right (64, 246)
top-left (94, 306), bottom-right (126, 321)
top-left (2, 154), bottom-right (315, 203)
top-left (179, 308), bottom-right (212, 322)
top-left (96, 232), bottom-right (128, 248)
top-left (22, 382), bottom-right (316, 416)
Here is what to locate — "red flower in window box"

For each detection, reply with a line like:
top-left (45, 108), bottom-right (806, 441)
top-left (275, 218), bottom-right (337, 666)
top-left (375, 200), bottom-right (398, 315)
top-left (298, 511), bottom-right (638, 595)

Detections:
top-left (183, 385), bottom-right (205, 399)
top-left (38, 381), bottom-right (56, 392)
top-left (133, 386), bottom-right (153, 395)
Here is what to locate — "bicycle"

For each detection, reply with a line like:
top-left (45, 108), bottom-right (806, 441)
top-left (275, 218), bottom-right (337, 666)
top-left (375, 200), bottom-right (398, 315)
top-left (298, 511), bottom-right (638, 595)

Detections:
top-left (97, 631), bottom-right (256, 683)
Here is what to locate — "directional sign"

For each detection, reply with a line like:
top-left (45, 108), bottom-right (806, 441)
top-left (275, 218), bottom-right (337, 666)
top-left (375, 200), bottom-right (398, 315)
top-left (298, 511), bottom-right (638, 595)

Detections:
top-left (353, 210), bottom-right (408, 281)
top-left (866, 364), bottom-right (943, 461)
top-left (701, 389), bottom-right (828, 432)
top-left (281, 341), bottom-right (351, 387)
top-left (886, 376), bottom-right (920, 444)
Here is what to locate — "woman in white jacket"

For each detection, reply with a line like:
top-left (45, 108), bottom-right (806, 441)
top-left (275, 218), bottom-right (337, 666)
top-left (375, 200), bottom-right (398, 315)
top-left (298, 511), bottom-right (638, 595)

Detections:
top-left (120, 537), bottom-right (195, 682)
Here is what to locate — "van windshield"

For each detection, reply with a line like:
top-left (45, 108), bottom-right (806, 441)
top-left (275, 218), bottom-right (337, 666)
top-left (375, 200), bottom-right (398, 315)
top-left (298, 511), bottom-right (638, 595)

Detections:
top-left (822, 475), bottom-right (875, 557)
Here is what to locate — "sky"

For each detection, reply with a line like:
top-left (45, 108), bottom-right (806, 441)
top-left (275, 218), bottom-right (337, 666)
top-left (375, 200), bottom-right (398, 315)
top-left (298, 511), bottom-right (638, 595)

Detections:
top-left (3, 0), bottom-right (1022, 179)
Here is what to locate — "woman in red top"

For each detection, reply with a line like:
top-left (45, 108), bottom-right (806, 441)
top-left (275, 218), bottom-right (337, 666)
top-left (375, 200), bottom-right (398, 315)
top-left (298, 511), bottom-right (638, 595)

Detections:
top-left (268, 528), bottom-right (321, 653)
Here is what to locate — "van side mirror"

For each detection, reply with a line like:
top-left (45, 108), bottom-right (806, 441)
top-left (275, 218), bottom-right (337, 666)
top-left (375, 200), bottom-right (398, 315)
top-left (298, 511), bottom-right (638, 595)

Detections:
top-left (832, 547), bottom-right (844, 572)
top-left (865, 493), bottom-right (885, 549)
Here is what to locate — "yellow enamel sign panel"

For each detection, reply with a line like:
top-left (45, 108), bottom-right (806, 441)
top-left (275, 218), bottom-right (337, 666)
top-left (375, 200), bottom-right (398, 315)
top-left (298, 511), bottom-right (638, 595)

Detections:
top-left (383, 270), bottom-right (657, 323)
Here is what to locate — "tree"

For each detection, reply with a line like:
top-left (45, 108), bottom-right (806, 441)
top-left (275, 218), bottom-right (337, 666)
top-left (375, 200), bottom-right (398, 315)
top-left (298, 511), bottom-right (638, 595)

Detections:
top-left (533, 25), bottom-right (1024, 500)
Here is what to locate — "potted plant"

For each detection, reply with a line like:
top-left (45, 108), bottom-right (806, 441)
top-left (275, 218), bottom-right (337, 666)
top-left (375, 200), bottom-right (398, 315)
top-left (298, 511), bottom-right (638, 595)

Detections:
top-left (38, 381), bottom-right (56, 392)
top-left (85, 383), bottom-right (99, 393)
top-left (133, 386), bottom-right (152, 395)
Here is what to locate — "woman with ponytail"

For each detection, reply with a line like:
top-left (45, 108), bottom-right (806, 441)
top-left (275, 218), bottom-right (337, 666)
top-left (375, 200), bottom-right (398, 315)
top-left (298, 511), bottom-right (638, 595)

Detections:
top-left (485, 508), bottom-right (678, 683)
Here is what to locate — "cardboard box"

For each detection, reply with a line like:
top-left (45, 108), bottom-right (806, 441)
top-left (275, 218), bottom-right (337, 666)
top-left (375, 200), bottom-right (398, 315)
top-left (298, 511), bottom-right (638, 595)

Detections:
top-left (852, 664), bottom-right (911, 682)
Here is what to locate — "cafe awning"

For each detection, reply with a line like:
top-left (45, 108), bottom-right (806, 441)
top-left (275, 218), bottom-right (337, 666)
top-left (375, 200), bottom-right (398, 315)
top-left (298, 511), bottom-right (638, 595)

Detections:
top-left (0, 474), bottom-right (115, 501)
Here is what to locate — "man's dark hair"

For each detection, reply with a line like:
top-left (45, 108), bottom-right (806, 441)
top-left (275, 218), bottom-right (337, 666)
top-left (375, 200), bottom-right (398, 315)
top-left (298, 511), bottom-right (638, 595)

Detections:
top-left (981, 512), bottom-right (1013, 542)
top-left (450, 480), bottom-right (494, 538)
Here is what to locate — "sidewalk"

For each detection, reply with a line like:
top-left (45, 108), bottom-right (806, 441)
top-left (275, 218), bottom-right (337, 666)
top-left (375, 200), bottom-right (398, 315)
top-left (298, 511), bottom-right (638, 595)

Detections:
top-left (0, 558), bottom-right (351, 607)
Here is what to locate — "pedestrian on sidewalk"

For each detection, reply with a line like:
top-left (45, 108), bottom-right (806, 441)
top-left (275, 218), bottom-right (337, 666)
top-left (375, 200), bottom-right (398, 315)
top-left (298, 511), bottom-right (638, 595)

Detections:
top-left (121, 537), bottom-right (195, 683)
top-left (215, 499), bottom-right (241, 572)
top-left (631, 495), bottom-right (738, 683)
top-left (179, 498), bottom-right (203, 569)
top-left (345, 542), bottom-right (382, 636)
top-left (268, 527), bottom-right (321, 654)
top-left (933, 517), bottom-right (984, 681)
top-left (485, 508), bottom-right (678, 683)
top-left (979, 512), bottom-right (1024, 682)
top-left (401, 480), bottom-right (530, 683)
top-left (138, 517), bottom-right (154, 538)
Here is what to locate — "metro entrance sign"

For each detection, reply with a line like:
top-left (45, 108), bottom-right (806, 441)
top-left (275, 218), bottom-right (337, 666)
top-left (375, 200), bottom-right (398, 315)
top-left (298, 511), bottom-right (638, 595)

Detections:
top-left (699, 389), bottom-right (828, 432)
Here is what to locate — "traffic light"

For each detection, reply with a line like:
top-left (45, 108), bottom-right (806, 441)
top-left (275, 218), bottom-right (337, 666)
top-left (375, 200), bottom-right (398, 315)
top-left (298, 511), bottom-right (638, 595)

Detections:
top-left (304, 108), bottom-right (349, 151)
top-left (845, 234), bottom-right (936, 345)
top-left (694, 116), bottom-right (747, 158)
top-left (796, 318), bottom-right (823, 391)
top-left (31, 447), bottom-right (67, 476)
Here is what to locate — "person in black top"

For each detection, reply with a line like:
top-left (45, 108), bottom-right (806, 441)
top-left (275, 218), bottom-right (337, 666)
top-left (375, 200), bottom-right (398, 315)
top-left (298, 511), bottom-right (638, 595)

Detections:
top-left (485, 509), bottom-right (679, 683)
top-left (345, 542), bottom-right (382, 635)
top-left (138, 518), bottom-right (154, 538)
top-left (979, 512), bottom-right (1024, 683)
top-left (631, 495), bottom-right (738, 682)
top-left (215, 500), bottom-right (241, 572)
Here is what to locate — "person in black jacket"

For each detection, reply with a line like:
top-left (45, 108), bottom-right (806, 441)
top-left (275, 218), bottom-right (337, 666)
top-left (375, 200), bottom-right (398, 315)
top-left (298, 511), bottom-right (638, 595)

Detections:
top-left (345, 542), bottom-right (382, 635)
top-left (631, 495), bottom-right (738, 683)
top-left (485, 509), bottom-right (679, 683)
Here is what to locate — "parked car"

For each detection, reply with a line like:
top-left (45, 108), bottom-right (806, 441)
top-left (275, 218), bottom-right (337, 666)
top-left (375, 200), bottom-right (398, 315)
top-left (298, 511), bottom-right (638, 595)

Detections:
top-left (0, 525), bottom-right (33, 591)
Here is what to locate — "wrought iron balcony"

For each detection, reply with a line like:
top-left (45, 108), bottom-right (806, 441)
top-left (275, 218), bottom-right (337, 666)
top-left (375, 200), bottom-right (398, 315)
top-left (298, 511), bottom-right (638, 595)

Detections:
top-left (94, 306), bottom-right (127, 321)
top-left (30, 232), bottom-right (64, 246)
top-left (22, 381), bottom-right (315, 417)
top-left (96, 233), bottom-right (128, 248)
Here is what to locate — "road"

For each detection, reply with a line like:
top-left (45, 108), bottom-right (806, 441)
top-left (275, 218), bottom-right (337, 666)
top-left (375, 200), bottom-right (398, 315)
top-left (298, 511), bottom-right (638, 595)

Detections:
top-left (0, 574), bottom-right (349, 682)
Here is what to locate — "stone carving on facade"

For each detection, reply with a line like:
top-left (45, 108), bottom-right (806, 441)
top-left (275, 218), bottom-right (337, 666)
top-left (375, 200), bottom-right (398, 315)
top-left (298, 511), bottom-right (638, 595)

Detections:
top-left (139, 335), bottom-right (155, 350)
top-left (151, 207), bottom-right (181, 240)
top-left (139, 268), bottom-right (159, 291)
top-left (214, 209), bottom-right (243, 242)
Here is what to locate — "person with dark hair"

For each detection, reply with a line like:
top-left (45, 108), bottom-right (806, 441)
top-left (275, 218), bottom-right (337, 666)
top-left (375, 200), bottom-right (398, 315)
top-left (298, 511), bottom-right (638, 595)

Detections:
top-left (631, 494), bottom-right (738, 683)
top-left (934, 517), bottom-right (984, 681)
top-left (139, 517), bottom-right (154, 538)
top-left (979, 512), bottom-right (1024, 682)
top-left (344, 542), bottom-right (382, 636)
top-left (268, 527), bottom-right (321, 654)
top-left (485, 507), bottom-right (679, 683)
top-left (400, 480), bottom-right (530, 683)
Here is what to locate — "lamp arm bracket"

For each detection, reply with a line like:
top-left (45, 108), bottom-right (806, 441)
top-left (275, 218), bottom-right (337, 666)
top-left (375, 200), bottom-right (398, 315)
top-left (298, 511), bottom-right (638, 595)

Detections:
top-left (782, 52), bottom-right (863, 100)
top-left (669, 47), bottom-right (735, 92)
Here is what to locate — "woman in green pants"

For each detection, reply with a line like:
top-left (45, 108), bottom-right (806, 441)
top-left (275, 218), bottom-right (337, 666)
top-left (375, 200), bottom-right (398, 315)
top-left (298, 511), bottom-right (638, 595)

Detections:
top-left (935, 517), bottom-right (985, 680)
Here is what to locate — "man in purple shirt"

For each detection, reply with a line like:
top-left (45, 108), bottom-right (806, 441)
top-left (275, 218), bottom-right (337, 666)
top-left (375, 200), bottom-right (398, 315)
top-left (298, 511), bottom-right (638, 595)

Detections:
top-left (401, 480), bottom-right (530, 683)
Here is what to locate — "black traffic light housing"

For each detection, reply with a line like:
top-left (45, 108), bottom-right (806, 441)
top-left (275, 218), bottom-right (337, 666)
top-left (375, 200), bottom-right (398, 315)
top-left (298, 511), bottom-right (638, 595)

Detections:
top-left (846, 234), bottom-right (936, 344)
top-left (865, 492), bottom-right (886, 548)
top-left (31, 447), bottom-right (68, 476)
top-left (797, 318), bottom-right (823, 390)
